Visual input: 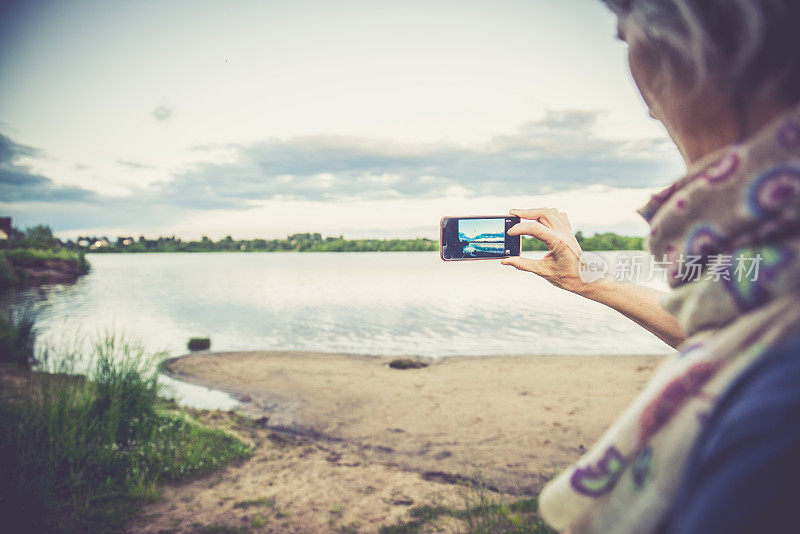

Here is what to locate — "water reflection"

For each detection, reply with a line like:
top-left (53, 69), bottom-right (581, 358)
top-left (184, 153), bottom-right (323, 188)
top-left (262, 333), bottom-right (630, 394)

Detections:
top-left (159, 373), bottom-right (239, 411)
top-left (13, 251), bottom-right (672, 356)
top-left (8, 251), bottom-right (673, 408)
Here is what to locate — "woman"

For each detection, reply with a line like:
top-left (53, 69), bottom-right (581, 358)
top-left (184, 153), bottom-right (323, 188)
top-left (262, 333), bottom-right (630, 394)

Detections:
top-left (502, 1), bottom-right (800, 532)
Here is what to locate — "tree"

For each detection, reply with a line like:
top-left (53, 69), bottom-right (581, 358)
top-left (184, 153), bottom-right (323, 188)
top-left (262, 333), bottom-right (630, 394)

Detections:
top-left (12, 225), bottom-right (60, 249)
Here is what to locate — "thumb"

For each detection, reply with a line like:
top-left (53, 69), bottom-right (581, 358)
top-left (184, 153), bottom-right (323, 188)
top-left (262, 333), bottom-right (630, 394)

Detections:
top-left (501, 256), bottom-right (546, 275)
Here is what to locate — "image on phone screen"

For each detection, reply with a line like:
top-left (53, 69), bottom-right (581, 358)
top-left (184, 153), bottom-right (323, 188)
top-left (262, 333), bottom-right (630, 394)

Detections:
top-left (440, 216), bottom-right (520, 261)
top-left (458, 218), bottom-right (506, 258)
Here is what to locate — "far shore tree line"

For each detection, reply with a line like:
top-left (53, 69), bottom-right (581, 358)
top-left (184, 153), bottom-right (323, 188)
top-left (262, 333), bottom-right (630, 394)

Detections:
top-left (5, 224), bottom-right (645, 254)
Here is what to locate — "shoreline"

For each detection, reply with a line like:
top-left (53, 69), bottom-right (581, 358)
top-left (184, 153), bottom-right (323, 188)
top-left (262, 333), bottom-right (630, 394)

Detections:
top-left (163, 350), bottom-right (666, 494)
top-left (2, 255), bottom-right (88, 287)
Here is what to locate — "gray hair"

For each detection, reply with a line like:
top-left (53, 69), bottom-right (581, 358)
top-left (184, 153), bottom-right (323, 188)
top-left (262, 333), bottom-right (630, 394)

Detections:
top-left (602, 0), bottom-right (800, 103)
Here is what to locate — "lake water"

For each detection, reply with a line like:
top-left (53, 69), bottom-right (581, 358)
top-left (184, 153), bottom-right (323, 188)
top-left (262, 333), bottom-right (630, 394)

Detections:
top-left (10, 251), bottom-right (672, 407)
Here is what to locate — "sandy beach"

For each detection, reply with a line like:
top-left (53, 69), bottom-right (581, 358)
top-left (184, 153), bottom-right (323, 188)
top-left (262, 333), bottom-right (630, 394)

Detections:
top-left (128, 351), bottom-right (665, 532)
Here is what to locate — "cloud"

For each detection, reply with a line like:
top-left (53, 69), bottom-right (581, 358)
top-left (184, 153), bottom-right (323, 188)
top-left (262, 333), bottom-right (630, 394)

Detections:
top-left (117, 159), bottom-right (154, 170)
top-left (160, 110), bottom-right (680, 207)
top-left (0, 132), bottom-right (40, 161)
top-left (0, 132), bottom-right (98, 202)
top-left (3, 111), bottom-right (683, 235)
top-left (152, 105), bottom-right (172, 122)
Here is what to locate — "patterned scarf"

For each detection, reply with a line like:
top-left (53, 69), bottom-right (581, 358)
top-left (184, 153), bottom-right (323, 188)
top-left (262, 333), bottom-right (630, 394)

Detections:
top-left (539, 104), bottom-right (800, 533)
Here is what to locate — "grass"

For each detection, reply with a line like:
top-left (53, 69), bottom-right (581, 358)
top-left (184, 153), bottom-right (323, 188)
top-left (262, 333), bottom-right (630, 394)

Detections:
top-left (0, 332), bottom-right (253, 533)
top-left (233, 497), bottom-right (274, 510)
top-left (379, 476), bottom-right (555, 534)
top-left (192, 523), bottom-right (250, 534)
top-left (0, 310), bottom-right (36, 367)
top-left (0, 249), bottom-right (90, 289)
top-left (3, 247), bottom-right (84, 263)
top-left (0, 254), bottom-right (18, 290)
top-left (3, 248), bottom-right (90, 274)
top-left (330, 504), bottom-right (345, 516)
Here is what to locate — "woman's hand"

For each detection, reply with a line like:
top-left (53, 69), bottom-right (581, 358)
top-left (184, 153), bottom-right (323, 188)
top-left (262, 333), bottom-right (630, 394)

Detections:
top-left (502, 207), bottom-right (688, 348)
top-left (501, 208), bottom-right (588, 294)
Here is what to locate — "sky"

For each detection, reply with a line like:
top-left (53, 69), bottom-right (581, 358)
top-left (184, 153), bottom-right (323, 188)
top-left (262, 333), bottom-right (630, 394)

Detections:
top-left (0, 0), bottom-right (685, 240)
top-left (458, 218), bottom-right (505, 241)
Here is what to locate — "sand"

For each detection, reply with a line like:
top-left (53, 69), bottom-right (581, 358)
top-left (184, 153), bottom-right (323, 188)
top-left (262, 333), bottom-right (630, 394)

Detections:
top-left (129, 351), bottom-right (664, 533)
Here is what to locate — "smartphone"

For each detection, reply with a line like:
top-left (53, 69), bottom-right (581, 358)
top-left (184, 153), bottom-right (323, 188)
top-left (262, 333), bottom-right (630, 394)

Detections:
top-left (440, 215), bottom-right (521, 261)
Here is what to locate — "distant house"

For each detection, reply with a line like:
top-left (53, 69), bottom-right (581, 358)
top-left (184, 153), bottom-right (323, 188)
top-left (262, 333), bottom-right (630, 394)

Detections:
top-left (77, 238), bottom-right (90, 248)
top-left (90, 238), bottom-right (111, 249)
top-left (117, 236), bottom-right (134, 246)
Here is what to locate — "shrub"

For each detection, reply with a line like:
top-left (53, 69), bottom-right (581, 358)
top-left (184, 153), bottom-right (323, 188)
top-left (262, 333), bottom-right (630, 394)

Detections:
top-left (188, 337), bottom-right (211, 351)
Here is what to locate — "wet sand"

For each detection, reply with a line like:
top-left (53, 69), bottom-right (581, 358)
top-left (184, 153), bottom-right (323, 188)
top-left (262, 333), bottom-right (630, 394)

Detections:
top-left (130, 351), bottom-right (665, 532)
top-left (165, 351), bottom-right (664, 492)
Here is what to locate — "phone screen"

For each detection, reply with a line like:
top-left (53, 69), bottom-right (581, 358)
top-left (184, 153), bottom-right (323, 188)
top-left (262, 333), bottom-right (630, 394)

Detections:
top-left (440, 216), bottom-right (520, 260)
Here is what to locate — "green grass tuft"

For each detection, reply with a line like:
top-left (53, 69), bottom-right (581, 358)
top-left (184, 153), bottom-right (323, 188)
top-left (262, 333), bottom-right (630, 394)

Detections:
top-left (0, 333), bottom-right (252, 533)
top-left (379, 477), bottom-right (555, 534)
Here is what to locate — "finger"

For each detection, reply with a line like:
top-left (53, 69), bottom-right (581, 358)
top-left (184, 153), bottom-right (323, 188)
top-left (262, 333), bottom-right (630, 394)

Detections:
top-left (507, 220), bottom-right (558, 249)
top-left (510, 207), bottom-right (560, 222)
top-left (501, 256), bottom-right (546, 275)
top-left (510, 207), bottom-right (550, 219)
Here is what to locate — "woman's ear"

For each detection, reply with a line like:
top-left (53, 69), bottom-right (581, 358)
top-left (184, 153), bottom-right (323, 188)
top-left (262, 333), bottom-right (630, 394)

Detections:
top-left (627, 34), bottom-right (666, 119)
